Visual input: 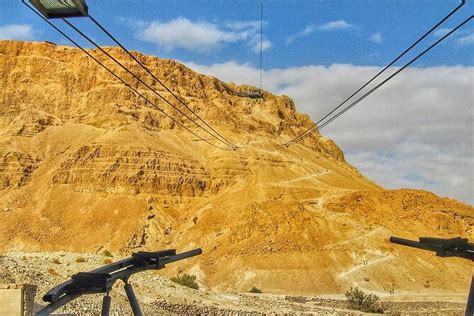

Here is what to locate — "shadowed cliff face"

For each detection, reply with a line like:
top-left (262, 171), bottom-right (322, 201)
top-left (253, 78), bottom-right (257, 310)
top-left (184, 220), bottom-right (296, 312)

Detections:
top-left (0, 40), bottom-right (472, 295)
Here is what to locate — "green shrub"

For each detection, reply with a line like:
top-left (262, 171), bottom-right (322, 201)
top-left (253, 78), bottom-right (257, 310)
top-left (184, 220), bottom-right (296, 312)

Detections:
top-left (102, 250), bottom-right (113, 257)
top-left (171, 274), bottom-right (199, 289)
top-left (249, 287), bottom-right (262, 294)
top-left (345, 287), bottom-right (383, 313)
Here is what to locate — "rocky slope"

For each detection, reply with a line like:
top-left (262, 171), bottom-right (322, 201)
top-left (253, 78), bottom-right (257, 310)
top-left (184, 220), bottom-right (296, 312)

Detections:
top-left (1, 252), bottom-right (468, 315)
top-left (0, 40), bottom-right (472, 296)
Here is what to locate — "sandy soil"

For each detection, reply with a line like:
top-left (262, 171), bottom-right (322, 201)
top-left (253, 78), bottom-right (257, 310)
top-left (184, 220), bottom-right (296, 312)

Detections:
top-left (0, 40), bottom-right (472, 298)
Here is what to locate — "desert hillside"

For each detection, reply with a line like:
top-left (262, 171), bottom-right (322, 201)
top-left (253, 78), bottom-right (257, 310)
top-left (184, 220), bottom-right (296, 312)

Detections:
top-left (0, 40), bottom-right (472, 295)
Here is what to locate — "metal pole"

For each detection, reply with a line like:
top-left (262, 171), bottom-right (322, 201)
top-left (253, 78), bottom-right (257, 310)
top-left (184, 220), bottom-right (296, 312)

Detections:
top-left (466, 274), bottom-right (474, 316)
top-left (101, 294), bottom-right (111, 316)
top-left (34, 294), bottom-right (80, 316)
top-left (124, 281), bottom-right (143, 316)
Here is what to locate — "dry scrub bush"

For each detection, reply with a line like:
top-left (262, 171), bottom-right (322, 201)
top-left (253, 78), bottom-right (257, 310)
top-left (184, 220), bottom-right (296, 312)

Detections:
top-left (102, 250), bottom-right (113, 257)
top-left (103, 258), bottom-right (113, 264)
top-left (249, 287), bottom-right (262, 294)
top-left (47, 268), bottom-right (59, 276)
top-left (171, 274), bottom-right (199, 289)
top-left (345, 287), bottom-right (383, 313)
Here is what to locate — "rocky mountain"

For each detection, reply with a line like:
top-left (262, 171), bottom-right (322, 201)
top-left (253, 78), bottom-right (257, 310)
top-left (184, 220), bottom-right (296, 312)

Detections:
top-left (0, 40), bottom-right (472, 295)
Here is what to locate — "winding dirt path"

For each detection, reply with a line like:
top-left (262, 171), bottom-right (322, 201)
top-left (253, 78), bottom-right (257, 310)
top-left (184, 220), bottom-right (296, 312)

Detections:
top-left (338, 255), bottom-right (394, 278)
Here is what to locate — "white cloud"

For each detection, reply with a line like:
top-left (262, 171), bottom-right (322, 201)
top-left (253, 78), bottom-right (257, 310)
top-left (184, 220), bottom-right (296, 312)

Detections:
top-left (132, 17), bottom-right (271, 54)
top-left (138, 18), bottom-right (236, 52)
top-left (286, 20), bottom-right (355, 45)
top-left (456, 33), bottom-right (474, 46)
top-left (318, 20), bottom-right (353, 31)
top-left (117, 17), bottom-right (146, 29)
top-left (184, 61), bottom-right (474, 204)
top-left (286, 25), bottom-right (317, 45)
top-left (433, 28), bottom-right (451, 37)
top-left (225, 20), bottom-right (260, 31)
top-left (369, 32), bottom-right (383, 43)
top-left (432, 28), bottom-right (474, 46)
top-left (0, 24), bottom-right (36, 40)
top-left (249, 36), bottom-right (272, 53)
top-left (261, 39), bottom-right (272, 51)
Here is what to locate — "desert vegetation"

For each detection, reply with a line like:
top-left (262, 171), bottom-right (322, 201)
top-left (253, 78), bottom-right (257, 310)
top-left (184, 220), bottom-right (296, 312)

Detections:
top-left (345, 287), bottom-right (383, 313)
top-left (171, 274), bottom-right (199, 289)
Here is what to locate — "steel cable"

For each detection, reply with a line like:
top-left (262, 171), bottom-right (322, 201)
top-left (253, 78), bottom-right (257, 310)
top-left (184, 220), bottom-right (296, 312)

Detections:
top-left (87, 15), bottom-right (237, 150)
top-left (283, 0), bottom-right (466, 147)
top-left (62, 19), bottom-right (236, 150)
top-left (21, 0), bottom-right (232, 151)
top-left (316, 15), bottom-right (473, 133)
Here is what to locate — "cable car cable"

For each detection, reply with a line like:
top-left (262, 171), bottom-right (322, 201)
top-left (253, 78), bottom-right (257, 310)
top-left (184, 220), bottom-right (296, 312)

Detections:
top-left (62, 18), bottom-right (236, 150)
top-left (283, 0), bottom-right (466, 147)
top-left (21, 1), bottom-right (231, 151)
top-left (315, 16), bottom-right (473, 134)
top-left (87, 15), bottom-right (237, 150)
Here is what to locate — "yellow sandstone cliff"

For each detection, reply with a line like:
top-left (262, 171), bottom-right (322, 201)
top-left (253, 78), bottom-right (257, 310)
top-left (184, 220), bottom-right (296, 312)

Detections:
top-left (0, 40), bottom-right (472, 295)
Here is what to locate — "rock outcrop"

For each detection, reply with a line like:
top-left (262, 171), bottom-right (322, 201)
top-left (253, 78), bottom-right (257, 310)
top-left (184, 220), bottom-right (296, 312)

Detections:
top-left (0, 40), bottom-right (472, 295)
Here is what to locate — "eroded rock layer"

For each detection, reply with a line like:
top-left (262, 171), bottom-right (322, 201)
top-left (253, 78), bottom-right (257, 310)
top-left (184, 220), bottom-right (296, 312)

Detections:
top-left (0, 41), bottom-right (472, 295)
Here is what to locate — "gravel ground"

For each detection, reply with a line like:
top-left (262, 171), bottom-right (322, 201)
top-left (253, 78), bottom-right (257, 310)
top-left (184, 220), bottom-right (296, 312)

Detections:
top-left (0, 251), bottom-right (467, 315)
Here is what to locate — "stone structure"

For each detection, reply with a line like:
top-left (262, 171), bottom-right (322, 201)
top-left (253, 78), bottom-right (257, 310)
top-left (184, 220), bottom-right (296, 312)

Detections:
top-left (0, 284), bottom-right (37, 316)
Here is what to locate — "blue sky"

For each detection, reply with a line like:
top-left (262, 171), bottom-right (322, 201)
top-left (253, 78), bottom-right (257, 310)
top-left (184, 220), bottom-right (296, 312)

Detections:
top-left (1, 1), bottom-right (473, 204)
top-left (1, 0), bottom-right (473, 68)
